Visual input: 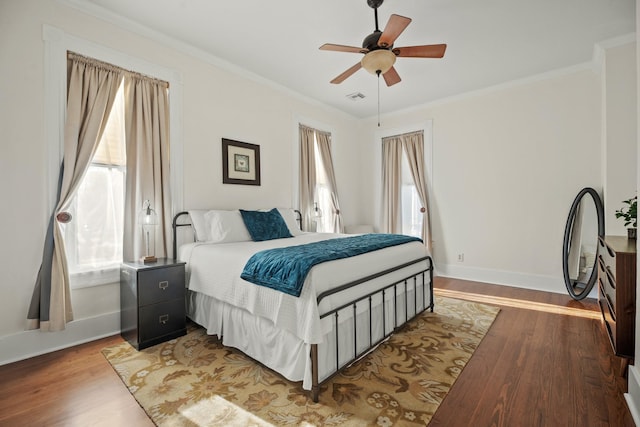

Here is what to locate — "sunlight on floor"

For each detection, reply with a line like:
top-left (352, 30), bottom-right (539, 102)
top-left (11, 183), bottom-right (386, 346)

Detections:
top-left (179, 395), bottom-right (331, 427)
top-left (180, 395), bottom-right (274, 426)
top-left (435, 288), bottom-right (602, 320)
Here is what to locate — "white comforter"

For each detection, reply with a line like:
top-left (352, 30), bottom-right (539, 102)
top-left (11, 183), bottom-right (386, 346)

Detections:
top-left (179, 233), bottom-right (429, 345)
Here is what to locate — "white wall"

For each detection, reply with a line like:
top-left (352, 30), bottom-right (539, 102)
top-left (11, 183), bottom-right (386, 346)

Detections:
top-left (359, 67), bottom-right (604, 294)
top-left (0, 0), bottom-right (636, 365)
top-left (0, 0), bottom-right (364, 363)
top-left (603, 42), bottom-right (638, 236)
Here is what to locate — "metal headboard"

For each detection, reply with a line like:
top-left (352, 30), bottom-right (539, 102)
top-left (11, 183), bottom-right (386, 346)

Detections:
top-left (172, 211), bottom-right (191, 260)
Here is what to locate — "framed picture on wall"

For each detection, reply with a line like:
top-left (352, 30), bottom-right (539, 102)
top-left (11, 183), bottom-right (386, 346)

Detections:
top-left (222, 138), bottom-right (261, 186)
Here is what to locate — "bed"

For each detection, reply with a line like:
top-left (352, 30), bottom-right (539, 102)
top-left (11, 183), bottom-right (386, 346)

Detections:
top-left (173, 208), bottom-right (433, 402)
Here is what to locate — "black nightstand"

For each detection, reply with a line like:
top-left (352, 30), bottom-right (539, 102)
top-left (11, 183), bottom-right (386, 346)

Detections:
top-left (120, 258), bottom-right (187, 350)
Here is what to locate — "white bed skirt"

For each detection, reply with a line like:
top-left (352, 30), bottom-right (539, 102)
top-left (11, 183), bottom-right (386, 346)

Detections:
top-left (187, 279), bottom-right (430, 390)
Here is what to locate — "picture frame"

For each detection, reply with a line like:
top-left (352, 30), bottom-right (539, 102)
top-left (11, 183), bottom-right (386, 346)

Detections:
top-left (222, 138), bottom-right (261, 186)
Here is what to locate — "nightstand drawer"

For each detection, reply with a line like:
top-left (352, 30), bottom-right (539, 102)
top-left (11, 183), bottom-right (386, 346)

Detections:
top-left (139, 299), bottom-right (186, 343)
top-left (138, 265), bottom-right (185, 306)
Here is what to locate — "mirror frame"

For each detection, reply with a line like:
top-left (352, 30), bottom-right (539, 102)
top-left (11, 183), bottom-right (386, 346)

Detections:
top-left (562, 187), bottom-right (604, 300)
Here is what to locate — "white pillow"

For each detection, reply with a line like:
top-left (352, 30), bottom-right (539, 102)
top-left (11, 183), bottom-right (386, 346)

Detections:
top-left (188, 210), bottom-right (210, 242)
top-left (276, 208), bottom-right (303, 236)
top-left (205, 210), bottom-right (252, 243)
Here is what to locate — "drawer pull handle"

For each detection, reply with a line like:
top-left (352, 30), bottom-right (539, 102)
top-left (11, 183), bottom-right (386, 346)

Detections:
top-left (159, 281), bottom-right (169, 290)
top-left (604, 294), bottom-right (616, 321)
top-left (605, 267), bottom-right (616, 289)
top-left (606, 246), bottom-right (615, 258)
top-left (159, 314), bottom-right (169, 324)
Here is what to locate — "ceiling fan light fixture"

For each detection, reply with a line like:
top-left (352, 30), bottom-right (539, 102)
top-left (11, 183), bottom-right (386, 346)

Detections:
top-left (361, 49), bottom-right (396, 75)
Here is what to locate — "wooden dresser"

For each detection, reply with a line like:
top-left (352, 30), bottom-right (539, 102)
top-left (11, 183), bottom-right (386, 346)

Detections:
top-left (597, 235), bottom-right (637, 359)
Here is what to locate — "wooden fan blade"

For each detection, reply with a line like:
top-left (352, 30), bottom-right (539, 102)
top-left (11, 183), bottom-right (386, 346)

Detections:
top-left (320, 43), bottom-right (366, 54)
top-left (330, 62), bottom-right (362, 84)
top-left (383, 66), bottom-right (401, 86)
top-left (378, 14), bottom-right (412, 48)
top-left (394, 44), bottom-right (447, 58)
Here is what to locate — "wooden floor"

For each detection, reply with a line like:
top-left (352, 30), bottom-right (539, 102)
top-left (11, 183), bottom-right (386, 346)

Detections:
top-left (0, 277), bottom-right (634, 426)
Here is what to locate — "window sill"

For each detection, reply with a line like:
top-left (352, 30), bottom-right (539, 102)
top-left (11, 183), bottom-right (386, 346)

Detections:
top-left (70, 266), bottom-right (120, 289)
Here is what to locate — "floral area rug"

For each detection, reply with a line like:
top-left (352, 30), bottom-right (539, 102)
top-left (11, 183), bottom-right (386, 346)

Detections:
top-left (102, 296), bottom-right (499, 426)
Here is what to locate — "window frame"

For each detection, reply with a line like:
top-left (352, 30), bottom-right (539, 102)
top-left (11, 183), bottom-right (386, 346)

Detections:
top-left (291, 116), bottom-right (337, 213)
top-left (43, 25), bottom-right (184, 288)
top-left (312, 133), bottom-right (335, 233)
top-left (374, 121), bottom-right (434, 237)
top-left (65, 162), bottom-right (127, 289)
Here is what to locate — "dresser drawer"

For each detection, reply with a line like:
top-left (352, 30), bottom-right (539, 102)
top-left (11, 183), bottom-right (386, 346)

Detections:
top-left (138, 265), bottom-right (185, 306)
top-left (139, 299), bottom-right (186, 343)
top-left (598, 292), bottom-right (617, 346)
top-left (599, 266), bottom-right (616, 310)
top-left (599, 238), bottom-right (616, 277)
top-left (599, 281), bottom-right (616, 322)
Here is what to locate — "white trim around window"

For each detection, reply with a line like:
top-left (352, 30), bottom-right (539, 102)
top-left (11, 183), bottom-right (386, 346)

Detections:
top-left (291, 114), bottom-right (337, 210)
top-left (43, 24), bottom-right (184, 288)
top-left (373, 120), bottom-right (434, 235)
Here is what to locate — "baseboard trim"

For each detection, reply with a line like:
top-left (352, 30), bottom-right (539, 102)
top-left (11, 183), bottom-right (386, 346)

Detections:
top-left (625, 365), bottom-right (640, 425)
top-left (0, 311), bottom-right (120, 366)
top-left (435, 263), bottom-right (598, 299)
top-left (0, 264), bottom-right (598, 366)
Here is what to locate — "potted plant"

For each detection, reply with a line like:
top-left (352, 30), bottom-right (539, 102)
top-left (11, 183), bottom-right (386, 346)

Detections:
top-left (615, 196), bottom-right (637, 239)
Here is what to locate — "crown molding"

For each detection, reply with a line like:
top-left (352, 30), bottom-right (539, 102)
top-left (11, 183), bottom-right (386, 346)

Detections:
top-left (55, 0), bottom-right (355, 121)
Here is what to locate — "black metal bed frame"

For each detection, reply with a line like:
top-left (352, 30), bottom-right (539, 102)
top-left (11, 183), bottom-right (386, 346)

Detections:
top-left (171, 210), bottom-right (434, 403)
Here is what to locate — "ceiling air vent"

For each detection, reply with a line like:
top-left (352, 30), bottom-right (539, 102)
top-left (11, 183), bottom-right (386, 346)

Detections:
top-left (346, 92), bottom-right (366, 101)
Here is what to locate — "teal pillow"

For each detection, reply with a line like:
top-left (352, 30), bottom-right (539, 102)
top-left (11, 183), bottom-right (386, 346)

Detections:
top-left (240, 208), bottom-right (293, 241)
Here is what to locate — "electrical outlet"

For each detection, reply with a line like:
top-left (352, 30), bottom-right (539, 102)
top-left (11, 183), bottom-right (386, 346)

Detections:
top-left (457, 253), bottom-right (464, 262)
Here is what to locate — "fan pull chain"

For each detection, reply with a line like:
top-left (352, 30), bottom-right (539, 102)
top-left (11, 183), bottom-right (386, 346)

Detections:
top-left (377, 70), bottom-right (381, 127)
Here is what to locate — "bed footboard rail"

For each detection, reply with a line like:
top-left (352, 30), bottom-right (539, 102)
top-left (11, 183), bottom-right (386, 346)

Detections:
top-left (310, 255), bottom-right (433, 402)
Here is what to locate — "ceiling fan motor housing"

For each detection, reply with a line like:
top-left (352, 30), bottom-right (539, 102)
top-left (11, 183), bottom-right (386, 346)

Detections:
top-left (362, 31), bottom-right (391, 51)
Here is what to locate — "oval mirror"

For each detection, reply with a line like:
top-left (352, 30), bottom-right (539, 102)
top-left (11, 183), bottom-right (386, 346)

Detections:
top-left (562, 187), bottom-right (604, 300)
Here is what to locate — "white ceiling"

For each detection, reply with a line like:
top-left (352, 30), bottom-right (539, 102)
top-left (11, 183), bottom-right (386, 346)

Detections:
top-left (74, 0), bottom-right (635, 118)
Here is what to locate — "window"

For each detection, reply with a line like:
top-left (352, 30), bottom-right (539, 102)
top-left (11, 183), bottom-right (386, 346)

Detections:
top-left (43, 27), bottom-right (183, 290)
top-left (400, 154), bottom-right (423, 238)
top-left (64, 83), bottom-right (126, 288)
top-left (298, 122), bottom-right (340, 233)
top-left (312, 133), bottom-right (335, 233)
top-left (379, 126), bottom-right (432, 240)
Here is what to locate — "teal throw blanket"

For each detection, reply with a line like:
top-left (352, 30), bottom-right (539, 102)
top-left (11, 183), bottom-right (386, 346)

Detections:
top-left (240, 234), bottom-right (422, 297)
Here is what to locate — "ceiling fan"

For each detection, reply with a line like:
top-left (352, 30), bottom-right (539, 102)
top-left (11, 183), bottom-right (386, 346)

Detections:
top-left (320, 0), bottom-right (446, 87)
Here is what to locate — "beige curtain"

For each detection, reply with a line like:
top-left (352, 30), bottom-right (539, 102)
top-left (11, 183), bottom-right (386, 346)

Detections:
top-left (28, 54), bottom-right (123, 331)
top-left (402, 131), bottom-right (432, 252)
top-left (381, 136), bottom-right (403, 234)
top-left (315, 130), bottom-right (344, 233)
top-left (299, 124), bottom-right (317, 231)
top-left (123, 76), bottom-right (171, 262)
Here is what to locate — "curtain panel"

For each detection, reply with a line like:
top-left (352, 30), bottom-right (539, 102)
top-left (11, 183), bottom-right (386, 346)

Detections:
top-left (299, 124), bottom-right (317, 232)
top-left (381, 130), bottom-right (432, 251)
top-left (381, 136), bottom-right (403, 234)
top-left (28, 54), bottom-right (124, 331)
top-left (123, 76), bottom-right (171, 262)
top-left (28, 53), bottom-right (172, 332)
top-left (315, 130), bottom-right (344, 233)
top-left (401, 131), bottom-right (432, 252)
